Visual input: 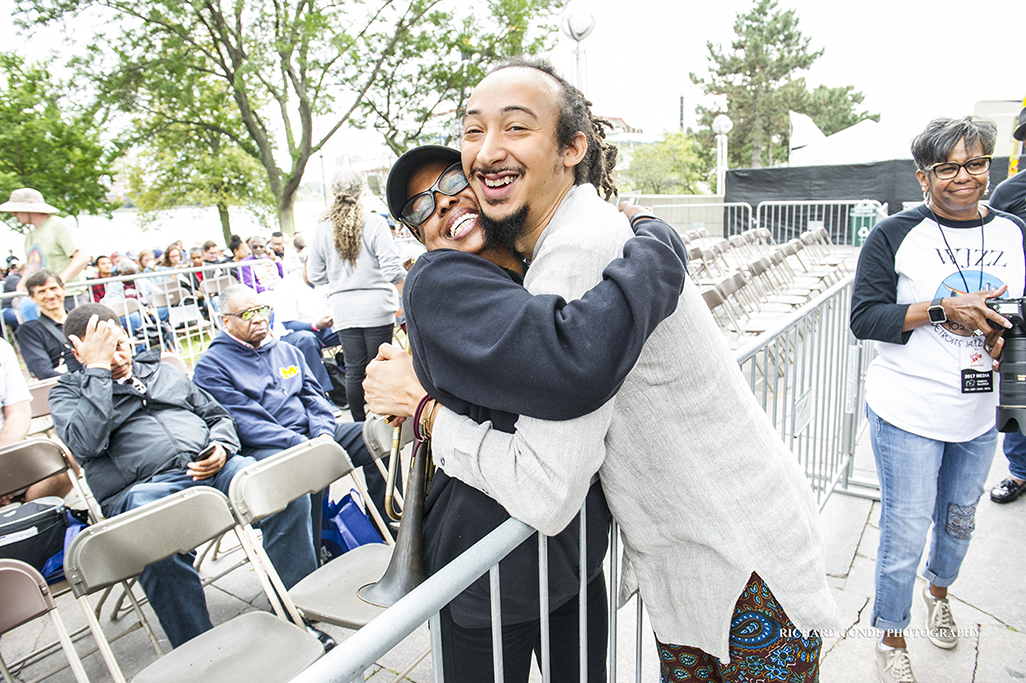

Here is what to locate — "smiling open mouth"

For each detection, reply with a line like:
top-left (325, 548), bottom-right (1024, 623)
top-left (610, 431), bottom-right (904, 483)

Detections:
top-left (450, 212), bottom-right (478, 238)
top-left (484, 176), bottom-right (514, 188)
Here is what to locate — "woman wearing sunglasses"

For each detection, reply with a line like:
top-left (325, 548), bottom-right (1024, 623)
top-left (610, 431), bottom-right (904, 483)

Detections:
top-left (367, 144), bottom-right (689, 682)
top-left (307, 167), bottom-right (407, 422)
top-left (851, 116), bottom-right (1026, 683)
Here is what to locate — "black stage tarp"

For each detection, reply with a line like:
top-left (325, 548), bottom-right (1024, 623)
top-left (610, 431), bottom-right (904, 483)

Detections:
top-left (723, 157), bottom-right (1013, 244)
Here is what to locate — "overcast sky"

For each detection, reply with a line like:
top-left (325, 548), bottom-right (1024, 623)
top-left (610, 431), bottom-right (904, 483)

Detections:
top-left (3, 0), bottom-right (1023, 165)
top-left (550, 0), bottom-right (1023, 146)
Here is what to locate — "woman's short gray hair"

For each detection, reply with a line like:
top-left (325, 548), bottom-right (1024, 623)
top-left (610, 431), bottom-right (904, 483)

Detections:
top-left (911, 116), bottom-right (997, 171)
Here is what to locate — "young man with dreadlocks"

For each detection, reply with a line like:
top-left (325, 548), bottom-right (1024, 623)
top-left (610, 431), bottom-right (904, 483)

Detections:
top-left (367, 57), bottom-right (839, 682)
top-left (307, 166), bottom-right (405, 422)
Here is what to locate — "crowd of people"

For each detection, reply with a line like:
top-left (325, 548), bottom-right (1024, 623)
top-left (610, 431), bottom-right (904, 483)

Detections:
top-left (2, 57), bottom-right (1024, 683)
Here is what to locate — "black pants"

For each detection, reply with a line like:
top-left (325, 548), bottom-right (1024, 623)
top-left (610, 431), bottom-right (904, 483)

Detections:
top-left (337, 323), bottom-right (394, 422)
top-left (438, 573), bottom-right (608, 683)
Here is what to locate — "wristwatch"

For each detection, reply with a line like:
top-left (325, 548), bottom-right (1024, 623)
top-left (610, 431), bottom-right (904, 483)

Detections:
top-left (928, 297), bottom-right (947, 324)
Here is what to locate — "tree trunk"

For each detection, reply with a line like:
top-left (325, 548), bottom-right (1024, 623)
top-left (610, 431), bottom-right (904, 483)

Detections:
top-left (217, 203), bottom-right (232, 244)
top-left (750, 90), bottom-right (764, 168)
top-left (277, 198), bottom-right (296, 237)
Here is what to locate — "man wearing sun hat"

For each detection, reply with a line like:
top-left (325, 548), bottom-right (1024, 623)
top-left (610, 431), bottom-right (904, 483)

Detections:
top-left (0, 188), bottom-right (90, 288)
top-left (988, 107), bottom-right (1026, 505)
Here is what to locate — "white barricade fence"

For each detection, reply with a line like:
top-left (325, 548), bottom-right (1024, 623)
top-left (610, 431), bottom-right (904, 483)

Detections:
top-left (650, 202), bottom-right (754, 241)
top-left (756, 199), bottom-right (887, 246)
top-left (289, 274), bottom-right (872, 683)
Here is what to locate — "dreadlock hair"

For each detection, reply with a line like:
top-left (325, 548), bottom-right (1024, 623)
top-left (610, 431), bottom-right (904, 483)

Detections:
top-left (489, 56), bottom-right (618, 200)
top-left (321, 167), bottom-right (365, 267)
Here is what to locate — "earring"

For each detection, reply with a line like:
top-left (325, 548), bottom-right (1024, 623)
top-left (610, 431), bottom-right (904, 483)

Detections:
top-left (922, 189), bottom-right (930, 204)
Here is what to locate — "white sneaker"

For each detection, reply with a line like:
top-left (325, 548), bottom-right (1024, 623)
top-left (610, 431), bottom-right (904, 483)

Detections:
top-left (875, 641), bottom-right (917, 683)
top-left (922, 585), bottom-right (958, 649)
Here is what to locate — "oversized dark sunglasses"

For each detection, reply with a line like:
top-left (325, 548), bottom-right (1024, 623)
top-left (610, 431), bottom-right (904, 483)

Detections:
top-left (401, 163), bottom-right (469, 228)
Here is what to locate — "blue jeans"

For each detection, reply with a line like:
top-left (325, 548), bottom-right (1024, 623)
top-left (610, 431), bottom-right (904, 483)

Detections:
top-left (283, 320), bottom-right (341, 349)
top-left (867, 405), bottom-right (997, 631)
top-left (1000, 430), bottom-right (1026, 482)
top-left (2, 306), bottom-right (18, 333)
top-left (110, 455), bottom-right (316, 648)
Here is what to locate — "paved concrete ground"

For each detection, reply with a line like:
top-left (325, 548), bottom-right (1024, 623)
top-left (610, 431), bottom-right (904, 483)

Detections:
top-left (3, 430), bottom-right (1024, 682)
top-left (818, 434), bottom-right (1026, 683)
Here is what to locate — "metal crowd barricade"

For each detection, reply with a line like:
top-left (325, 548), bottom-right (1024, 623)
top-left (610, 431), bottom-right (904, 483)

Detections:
top-left (733, 273), bottom-right (873, 508)
top-left (0, 260), bottom-right (288, 368)
top-left (756, 199), bottom-right (885, 245)
top-left (652, 202), bottom-right (753, 240)
top-left (290, 275), bottom-right (872, 683)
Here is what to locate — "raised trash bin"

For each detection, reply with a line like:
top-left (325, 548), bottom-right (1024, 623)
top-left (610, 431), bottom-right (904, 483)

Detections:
top-left (851, 201), bottom-right (877, 247)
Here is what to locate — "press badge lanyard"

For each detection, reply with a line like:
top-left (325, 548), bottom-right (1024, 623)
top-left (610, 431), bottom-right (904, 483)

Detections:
top-left (931, 207), bottom-right (985, 295)
top-left (931, 207), bottom-right (991, 394)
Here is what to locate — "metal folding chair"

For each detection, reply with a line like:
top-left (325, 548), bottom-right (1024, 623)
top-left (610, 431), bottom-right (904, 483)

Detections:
top-left (63, 487), bottom-right (324, 683)
top-left (228, 440), bottom-right (393, 629)
top-left (0, 559), bottom-right (90, 683)
top-left (25, 377), bottom-right (58, 437)
top-left (0, 438), bottom-right (162, 680)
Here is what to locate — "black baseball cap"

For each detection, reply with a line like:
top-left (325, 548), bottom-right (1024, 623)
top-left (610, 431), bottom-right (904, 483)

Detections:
top-left (1014, 107), bottom-right (1026, 142)
top-left (385, 145), bottom-right (461, 239)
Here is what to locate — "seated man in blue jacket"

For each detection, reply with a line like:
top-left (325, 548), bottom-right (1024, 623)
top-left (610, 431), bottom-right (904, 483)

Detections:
top-left (49, 303), bottom-right (316, 649)
top-left (192, 284), bottom-right (387, 530)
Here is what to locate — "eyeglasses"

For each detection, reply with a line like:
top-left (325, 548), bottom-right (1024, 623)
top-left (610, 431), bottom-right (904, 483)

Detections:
top-left (224, 305), bottom-right (271, 321)
top-left (927, 156), bottom-right (992, 180)
top-left (401, 163), bottom-right (469, 229)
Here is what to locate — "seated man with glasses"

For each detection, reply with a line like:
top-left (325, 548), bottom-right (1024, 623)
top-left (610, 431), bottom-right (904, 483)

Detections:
top-left (49, 303), bottom-right (316, 649)
top-left (192, 285), bottom-right (388, 541)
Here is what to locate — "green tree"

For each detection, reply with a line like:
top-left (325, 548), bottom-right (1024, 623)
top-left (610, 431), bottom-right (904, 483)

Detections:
top-left (0, 52), bottom-right (120, 232)
top-left (690, 0), bottom-right (876, 169)
top-left (798, 83), bottom-right (879, 136)
top-left (18, 0), bottom-right (448, 235)
top-left (125, 129), bottom-right (274, 244)
top-left (355, 1), bottom-right (563, 155)
top-left (113, 63), bottom-right (274, 242)
top-left (619, 132), bottom-right (706, 195)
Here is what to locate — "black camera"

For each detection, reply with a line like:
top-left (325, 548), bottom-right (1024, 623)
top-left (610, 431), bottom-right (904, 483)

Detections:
top-left (986, 298), bottom-right (1026, 432)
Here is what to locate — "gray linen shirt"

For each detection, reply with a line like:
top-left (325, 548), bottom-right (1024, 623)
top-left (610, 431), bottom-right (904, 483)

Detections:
top-left (433, 184), bottom-right (839, 662)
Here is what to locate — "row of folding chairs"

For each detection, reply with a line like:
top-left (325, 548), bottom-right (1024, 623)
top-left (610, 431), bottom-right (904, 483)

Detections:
top-left (2, 435), bottom-right (411, 683)
top-left (68, 438), bottom-right (407, 682)
top-left (0, 438), bottom-right (158, 683)
top-left (686, 228), bottom-right (779, 281)
top-left (3, 364), bottom-right (405, 681)
top-left (699, 235), bottom-right (853, 347)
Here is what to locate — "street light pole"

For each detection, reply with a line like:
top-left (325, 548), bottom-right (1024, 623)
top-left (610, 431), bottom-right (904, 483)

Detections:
top-left (560, 10), bottom-right (595, 95)
top-left (712, 114), bottom-right (734, 197)
top-left (320, 151), bottom-right (327, 207)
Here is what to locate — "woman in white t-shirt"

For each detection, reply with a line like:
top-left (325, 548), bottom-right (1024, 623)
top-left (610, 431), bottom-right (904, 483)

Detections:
top-left (851, 116), bottom-right (1026, 683)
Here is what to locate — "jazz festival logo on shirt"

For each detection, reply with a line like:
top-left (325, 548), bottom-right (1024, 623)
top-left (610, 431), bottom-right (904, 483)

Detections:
top-left (933, 272), bottom-right (1008, 339)
top-left (279, 365), bottom-right (299, 380)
